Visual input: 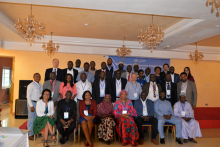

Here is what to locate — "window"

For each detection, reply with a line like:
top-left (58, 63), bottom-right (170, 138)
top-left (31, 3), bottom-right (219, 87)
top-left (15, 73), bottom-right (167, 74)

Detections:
top-left (2, 67), bottom-right (12, 89)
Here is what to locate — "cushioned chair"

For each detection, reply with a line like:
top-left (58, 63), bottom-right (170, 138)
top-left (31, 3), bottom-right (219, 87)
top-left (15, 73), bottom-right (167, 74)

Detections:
top-left (158, 122), bottom-right (176, 141)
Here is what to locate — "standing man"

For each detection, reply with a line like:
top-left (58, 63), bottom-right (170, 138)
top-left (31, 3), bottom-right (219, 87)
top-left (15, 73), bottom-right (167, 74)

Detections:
top-left (63, 61), bottom-right (78, 83)
top-left (106, 58), bottom-right (114, 77)
top-left (76, 62), bottom-right (95, 85)
top-left (145, 67), bottom-right (151, 83)
top-left (73, 59), bottom-right (84, 73)
top-left (169, 66), bottom-right (180, 84)
top-left (27, 73), bottom-right (43, 140)
top-left (142, 74), bottom-right (162, 102)
top-left (161, 73), bottom-right (177, 106)
top-left (44, 59), bottom-right (64, 81)
top-left (160, 63), bottom-right (170, 83)
top-left (115, 61), bottom-right (126, 74)
top-left (95, 62), bottom-right (112, 81)
top-left (92, 71), bottom-right (111, 104)
top-left (136, 69), bottom-right (147, 87)
top-left (177, 72), bottom-right (197, 109)
top-left (121, 65), bottom-right (132, 82)
top-left (133, 63), bottom-right (139, 76)
top-left (111, 70), bottom-right (127, 103)
top-left (89, 61), bottom-right (96, 76)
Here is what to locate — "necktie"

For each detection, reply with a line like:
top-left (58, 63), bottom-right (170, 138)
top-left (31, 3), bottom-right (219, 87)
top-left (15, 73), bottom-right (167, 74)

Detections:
top-left (54, 69), bottom-right (57, 75)
top-left (167, 83), bottom-right (170, 90)
top-left (128, 73), bottom-right (131, 82)
top-left (153, 83), bottom-right (156, 98)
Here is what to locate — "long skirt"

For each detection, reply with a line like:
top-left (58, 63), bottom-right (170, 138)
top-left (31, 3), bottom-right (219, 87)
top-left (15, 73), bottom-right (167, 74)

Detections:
top-left (181, 118), bottom-right (202, 139)
top-left (116, 117), bottom-right (139, 147)
top-left (98, 117), bottom-right (116, 141)
top-left (33, 116), bottom-right (56, 135)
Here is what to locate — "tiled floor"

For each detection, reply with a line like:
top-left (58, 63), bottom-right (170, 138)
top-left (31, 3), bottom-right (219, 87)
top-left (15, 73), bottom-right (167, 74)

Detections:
top-left (1, 104), bottom-right (220, 147)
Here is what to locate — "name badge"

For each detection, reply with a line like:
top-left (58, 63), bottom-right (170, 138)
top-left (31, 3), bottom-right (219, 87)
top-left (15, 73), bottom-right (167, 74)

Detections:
top-left (100, 89), bottom-right (105, 97)
top-left (116, 89), bottom-right (121, 96)
top-left (134, 93), bottom-right (138, 99)
top-left (84, 110), bottom-right (89, 116)
top-left (51, 92), bottom-right (54, 97)
top-left (167, 90), bottom-right (170, 95)
top-left (122, 110), bottom-right (127, 114)
top-left (181, 111), bottom-right (186, 117)
top-left (181, 90), bottom-right (185, 93)
top-left (64, 112), bottom-right (69, 119)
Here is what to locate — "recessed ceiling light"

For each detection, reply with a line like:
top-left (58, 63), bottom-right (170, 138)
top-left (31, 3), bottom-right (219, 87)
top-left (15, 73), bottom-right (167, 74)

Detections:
top-left (215, 25), bottom-right (220, 27)
top-left (85, 23), bottom-right (88, 26)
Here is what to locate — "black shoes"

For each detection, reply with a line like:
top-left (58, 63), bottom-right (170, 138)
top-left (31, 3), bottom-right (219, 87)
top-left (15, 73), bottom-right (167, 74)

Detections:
top-left (176, 138), bottom-right (183, 144)
top-left (160, 138), bottom-right (165, 144)
top-left (59, 137), bottom-right (66, 144)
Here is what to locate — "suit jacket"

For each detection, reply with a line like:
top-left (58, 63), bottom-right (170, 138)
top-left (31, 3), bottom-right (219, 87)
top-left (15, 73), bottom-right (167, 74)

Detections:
top-left (177, 80), bottom-right (197, 106)
top-left (160, 71), bottom-right (170, 83)
top-left (44, 68), bottom-right (64, 82)
top-left (142, 82), bottom-right (162, 97)
top-left (57, 99), bottom-right (77, 121)
top-left (111, 78), bottom-right (127, 102)
top-left (92, 79), bottom-right (111, 104)
top-left (134, 99), bottom-right (155, 119)
top-left (171, 73), bottom-right (180, 84)
top-left (43, 80), bottom-right (61, 103)
top-left (79, 99), bottom-right (97, 118)
top-left (62, 68), bottom-right (78, 83)
top-left (161, 81), bottom-right (177, 106)
top-left (106, 66), bottom-right (114, 77)
top-left (94, 69), bottom-right (112, 81)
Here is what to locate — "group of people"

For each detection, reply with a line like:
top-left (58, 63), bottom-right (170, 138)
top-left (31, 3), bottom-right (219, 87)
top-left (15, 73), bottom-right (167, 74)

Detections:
top-left (26, 58), bottom-right (202, 147)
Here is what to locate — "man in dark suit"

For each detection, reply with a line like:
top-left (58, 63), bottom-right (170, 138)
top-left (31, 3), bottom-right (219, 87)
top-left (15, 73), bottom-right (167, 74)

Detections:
top-left (169, 66), bottom-right (180, 84)
top-left (161, 73), bottom-right (177, 106)
top-left (44, 59), bottom-right (64, 82)
top-left (106, 58), bottom-right (114, 77)
top-left (111, 70), bottom-right (127, 103)
top-left (63, 61), bottom-right (78, 83)
top-left (160, 63), bottom-right (170, 83)
top-left (95, 62), bottom-right (112, 81)
top-left (92, 71), bottom-right (111, 104)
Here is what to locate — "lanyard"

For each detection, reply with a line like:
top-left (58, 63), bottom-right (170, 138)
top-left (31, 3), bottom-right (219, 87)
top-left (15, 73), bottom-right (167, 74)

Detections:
top-left (34, 82), bottom-right (41, 93)
top-left (122, 102), bottom-right (127, 110)
top-left (100, 80), bottom-right (105, 90)
top-left (50, 81), bottom-right (56, 90)
top-left (131, 82), bottom-right (137, 92)
top-left (65, 101), bottom-right (71, 112)
top-left (116, 79), bottom-right (121, 87)
top-left (182, 82), bottom-right (187, 90)
top-left (81, 82), bottom-right (86, 91)
top-left (181, 103), bottom-right (185, 111)
top-left (146, 75), bottom-right (150, 82)
top-left (85, 100), bottom-right (91, 110)
top-left (42, 100), bottom-right (48, 114)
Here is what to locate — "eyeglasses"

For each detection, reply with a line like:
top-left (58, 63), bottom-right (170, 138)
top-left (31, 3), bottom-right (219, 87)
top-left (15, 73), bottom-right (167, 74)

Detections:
top-left (105, 98), bottom-right (110, 99)
top-left (43, 94), bottom-right (50, 96)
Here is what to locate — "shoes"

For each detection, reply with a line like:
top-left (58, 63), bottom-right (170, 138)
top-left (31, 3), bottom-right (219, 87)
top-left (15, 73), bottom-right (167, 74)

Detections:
top-left (183, 139), bottom-right (188, 143)
top-left (176, 138), bottom-right (183, 144)
top-left (38, 133), bottom-right (42, 137)
top-left (29, 135), bottom-right (34, 140)
top-left (160, 138), bottom-right (165, 144)
top-left (59, 137), bottom-right (65, 144)
top-left (107, 140), bottom-right (111, 145)
top-left (151, 139), bottom-right (159, 145)
top-left (90, 143), bottom-right (93, 147)
top-left (139, 138), bottom-right (144, 145)
top-left (44, 140), bottom-right (49, 147)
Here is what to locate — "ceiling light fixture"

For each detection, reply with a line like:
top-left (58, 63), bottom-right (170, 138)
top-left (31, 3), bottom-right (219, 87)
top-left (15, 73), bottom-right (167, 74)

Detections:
top-left (189, 43), bottom-right (204, 65)
top-left (206, 0), bottom-right (220, 17)
top-left (116, 37), bottom-right (132, 61)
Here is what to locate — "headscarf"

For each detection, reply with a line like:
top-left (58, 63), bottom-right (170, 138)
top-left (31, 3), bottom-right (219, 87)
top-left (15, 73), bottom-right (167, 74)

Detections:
top-left (119, 89), bottom-right (128, 98)
top-left (97, 94), bottom-right (114, 117)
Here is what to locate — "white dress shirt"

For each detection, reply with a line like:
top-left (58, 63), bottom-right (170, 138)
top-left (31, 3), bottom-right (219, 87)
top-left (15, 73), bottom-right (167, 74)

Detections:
top-left (27, 81), bottom-right (43, 107)
top-left (75, 80), bottom-right (92, 101)
top-left (171, 73), bottom-right (174, 83)
top-left (181, 80), bottom-right (188, 93)
top-left (52, 68), bottom-right (58, 75)
top-left (147, 82), bottom-right (159, 101)
top-left (36, 100), bottom-right (54, 117)
top-left (141, 99), bottom-right (148, 116)
top-left (116, 79), bottom-right (122, 97)
top-left (126, 72), bottom-right (132, 81)
top-left (73, 67), bottom-right (84, 73)
top-left (67, 68), bottom-right (74, 76)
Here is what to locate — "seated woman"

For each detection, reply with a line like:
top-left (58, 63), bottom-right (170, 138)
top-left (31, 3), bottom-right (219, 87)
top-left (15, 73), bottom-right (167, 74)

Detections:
top-left (57, 91), bottom-right (77, 144)
top-left (97, 94), bottom-right (116, 145)
top-left (113, 89), bottom-right (139, 147)
top-left (33, 89), bottom-right (56, 147)
top-left (79, 91), bottom-right (97, 147)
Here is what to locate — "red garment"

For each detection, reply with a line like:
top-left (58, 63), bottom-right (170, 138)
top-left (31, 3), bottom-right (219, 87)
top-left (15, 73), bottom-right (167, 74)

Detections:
top-left (79, 99), bottom-right (97, 118)
top-left (188, 76), bottom-right (195, 82)
top-left (59, 82), bottom-right (77, 99)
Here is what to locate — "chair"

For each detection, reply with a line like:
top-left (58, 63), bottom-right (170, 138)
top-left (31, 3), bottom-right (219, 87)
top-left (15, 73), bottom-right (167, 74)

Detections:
top-left (56, 127), bottom-right (77, 144)
top-left (78, 123), bottom-right (98, 143)
top-left (158, 122), bottom-right (176, 141)
top-left (34, 125), bottom-right (56, 145)
top-left (142, 122), bottom-right (152, 135)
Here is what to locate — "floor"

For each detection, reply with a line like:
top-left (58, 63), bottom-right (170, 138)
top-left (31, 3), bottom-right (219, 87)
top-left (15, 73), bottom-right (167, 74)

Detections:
top-left (1, 104), bottom-right (220, 147)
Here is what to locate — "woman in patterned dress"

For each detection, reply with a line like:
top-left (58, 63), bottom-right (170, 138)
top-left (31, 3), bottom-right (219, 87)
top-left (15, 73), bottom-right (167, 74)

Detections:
top-left (113, 89), bottom-right (139, 147)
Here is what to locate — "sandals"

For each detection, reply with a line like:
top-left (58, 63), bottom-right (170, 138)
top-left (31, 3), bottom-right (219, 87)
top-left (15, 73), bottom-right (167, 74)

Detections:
top-left (51, 134), bottom-right (57, 142)
top-left (183, 139), bottom-right (188, 143)
top-left (188, 138), bottom-right (197, 143)
top-left (44, 140), bottom-right (49, 147)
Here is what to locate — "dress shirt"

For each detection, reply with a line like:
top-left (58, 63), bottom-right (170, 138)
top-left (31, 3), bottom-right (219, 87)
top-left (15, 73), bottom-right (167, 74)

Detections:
top-left (166, 81), bottom-right (171, 99)
top-left (100, 79), bottom-right (106, 97)
top-left (27, 81), bottom-right (43, 107)
top-left (145, 75), bottom-right (150, 83)
top-left (141, 99), bottom-right (148, 116)
top-left (36, 99), bottom-right (54, 117)
top-left (89, 69), bottom-right (96, 76)
top-left (125, 81), bottom-right (142, 100)
top-left (52, 68), bottom-right (58, 75)
top-left (67, 68), bottom-right (74, 76)
top-left (76, 71), bottom-right (95, 83)
top-left (171, 73), bottom-right (174, 83)
top-left (75, 80), bottom-right (92, 101)
top-left (154, 99), bottom-right (174, 117)
top-left (116, 79), bottom-right (122, 97)
top-left (181, 80), bottom-right (188, 93)
top-left (73, 67), bottom-right (84, 73)
top-left (147, 82), bottom-right (159, 101)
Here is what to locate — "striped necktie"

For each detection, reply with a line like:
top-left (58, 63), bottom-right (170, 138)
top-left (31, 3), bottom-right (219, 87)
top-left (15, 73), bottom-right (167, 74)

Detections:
top-left (153, 83), bottom-right (156, 98)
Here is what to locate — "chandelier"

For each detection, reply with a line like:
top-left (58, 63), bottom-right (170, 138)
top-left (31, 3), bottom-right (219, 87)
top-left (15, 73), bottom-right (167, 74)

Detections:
top-left (14, 4), bottom-right (46, 46)
top-left (42, 32), bottom-right (60, 57)
top-left (138, 14), bottom-right (164, 53)
top-left (189, 43), bottom-right (204, 65)
top-left (206, 0), bottom-right (220, 17)
top-left (116, 37), bottom-right (132, 61)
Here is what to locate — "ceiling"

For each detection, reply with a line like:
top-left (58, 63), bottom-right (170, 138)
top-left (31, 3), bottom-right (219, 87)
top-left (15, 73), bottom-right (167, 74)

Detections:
top-left (189, 34), bottom-right (220, 47)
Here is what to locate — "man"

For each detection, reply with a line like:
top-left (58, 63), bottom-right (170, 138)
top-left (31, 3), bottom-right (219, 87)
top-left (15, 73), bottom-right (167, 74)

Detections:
top-left (75, 73), bottom-right (92, 124)
top-left (142, 74), bottom-right (162, 102)
top-left (106, 58), bottom-right (114, 77)
top-left (125, 73), bottom-right (142, 105)
top-left (111, 70), bottom-right (127, 103)
top-left (92, 71), bottom-right (111, 104)
top-left (76, 62), bottom-right (95, 85)
top-left (134, 91), bottom-right (159, 145)
top-left (63, 61), bottom-right (78, 83)
top-left (145, 67), bottom-right (151, 83)
top-left (95, 62), bottom-right (112, 81)
top-left (44, 59), bottom-right (64, 81)
top-left (177, 72), bottom-right (197, 109)
top-left (154, 92), bottom-right (183, 144)
top-left (133, 62), bottom-right (139, 76)
top-left (136, 69), bottom-right (147, 87)
top-left (115, 61), bottom-right (126, 75)
top-left (169, 66), bottom-right (180, 84)
top-left (57, 91), bottom-right (77, 144)
top-left (121, 65), bottom-right (132, 82)
top-left (89, 61), bottom-right (96, 76)
top-left (161, 73), bottom-right (177, 106)
top-left (73, 59), bottom-right (84, 73)
top-left (160, 63), bottom-right (170, 83)
top-left (27, 73), bottom-right (43, 140)
top-left (174, 93), bottom-right (202, 143)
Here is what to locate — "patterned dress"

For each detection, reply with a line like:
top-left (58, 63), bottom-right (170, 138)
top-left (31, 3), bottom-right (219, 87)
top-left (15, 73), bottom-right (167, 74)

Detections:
top-left (98, 117), bottom-right (116, 141)
top-left (113, 99), bottom-right (139, 147)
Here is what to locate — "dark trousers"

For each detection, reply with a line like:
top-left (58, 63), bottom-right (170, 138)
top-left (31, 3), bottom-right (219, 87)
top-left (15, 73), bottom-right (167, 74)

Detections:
top-left (131, 100), bottom-right (136, 106)
top-left (136, 116), bottom-right (158, 139)
top-left (57, 120), bottom-right (76, 138)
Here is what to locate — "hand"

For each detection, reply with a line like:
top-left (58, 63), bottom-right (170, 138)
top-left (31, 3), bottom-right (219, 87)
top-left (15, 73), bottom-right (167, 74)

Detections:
top-left (49, 115), bottom-right (53, 119)
top-left (60, 119), bottom-right (66, 126)
top-left (186, 118), bottom-right (191, 122)
top-left (30, 107), bottom-right (35, 112)
top-left (67, 119), bottom-right (73, 126)
top-left (122, 114), bottom-right (129, 118)
top-left (163, 115), bottom-right (168, 119)
top-left (102, 115), bottom-right (107, 118)
top-left (182, 117), bottom-right (187, 121)
top-left (192, 105), bottom-right (196, 110)
top-left (167, 115), bottom-right (172, 120)
top-left (84, 116), bottom-right (90, 121)
top-left (54, 101), bottom-right (59, 107)
top-left (143, 116), bottom-right (149, 121)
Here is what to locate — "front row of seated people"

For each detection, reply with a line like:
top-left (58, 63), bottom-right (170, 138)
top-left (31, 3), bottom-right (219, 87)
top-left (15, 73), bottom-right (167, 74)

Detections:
top-left (33, 89), bottom-right (201, 147)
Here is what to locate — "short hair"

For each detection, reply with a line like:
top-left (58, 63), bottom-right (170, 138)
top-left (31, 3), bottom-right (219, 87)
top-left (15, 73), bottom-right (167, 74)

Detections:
top-left (154, 66), bottom-right (161, 72)
top-left (107, 58), bottom-right (112, 60)
top-left (68, 61), bottom-right (73, 64)
top-left (163, 63), bottom-right (169, 68)
top-left (84, 62), bottom-right (89, 66)
top-left (138, 69), bottom-right (144, 74)
top-left (53, 58), bottom-right (59, 62)
top-left (33, 73), bottom-right (40, 77)
top-left (115, 69), bottom-right (121, 73)
top-left (82, 90), bottom-right (92, 100)
top-left (180, 72), bottom-right (187, 76)
top-left (40, 89), bottom-right (52, 101)
top-left (90, 61), bottom-right (95, 63)
top-left (131, 73), bottom-right (137, 76)
top-left (76, 59), bottom-right (81, 62)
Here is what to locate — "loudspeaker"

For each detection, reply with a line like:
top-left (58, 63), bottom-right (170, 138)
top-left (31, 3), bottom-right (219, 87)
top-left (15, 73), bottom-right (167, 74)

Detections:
top-left (15, 99), bottom-right (28, 119)
top-left (19, 80), bottom-right (32, 99)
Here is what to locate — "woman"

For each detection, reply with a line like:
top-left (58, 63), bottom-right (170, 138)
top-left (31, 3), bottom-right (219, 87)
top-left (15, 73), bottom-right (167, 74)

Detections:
top-left (136, 70), bottom-right (146, 87)
top-left (79, 91), bottom-right (97, 147)
top-left (154, 66), bottom-right (162, 84)
top-left (97, 94), bottom-right (116, 145)
top-left (113, 90), bottom-right (139, 147)
top-left (33, 89), bottom-right (56, 147)
top-left (59, 73), bottom-right (77, 99)
top-left (184, 67), bottom-right (195, 82)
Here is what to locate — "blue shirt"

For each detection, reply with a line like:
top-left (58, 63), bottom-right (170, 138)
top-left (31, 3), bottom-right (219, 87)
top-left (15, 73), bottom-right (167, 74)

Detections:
top-left (145, 75), bottom-right (150, 83)
top-left (154, 99), bottom-right (174, 117)
top-left (76, 71), bottom-right (95, 83)
top-left (125, 82), bottom-right (142, 100)
top-left (136, 77), bottom-right (147, 87)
